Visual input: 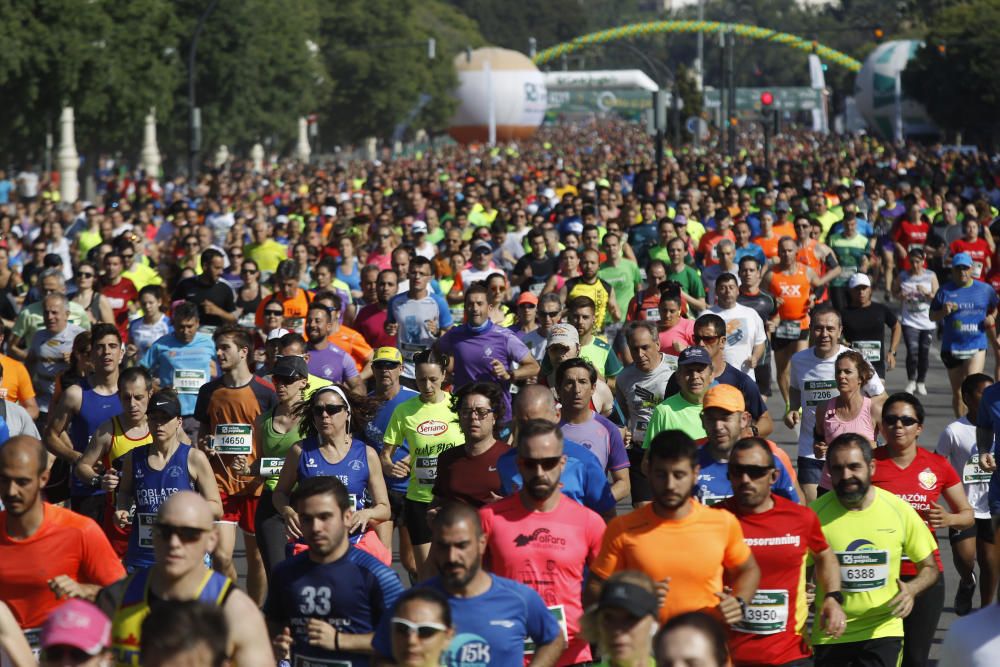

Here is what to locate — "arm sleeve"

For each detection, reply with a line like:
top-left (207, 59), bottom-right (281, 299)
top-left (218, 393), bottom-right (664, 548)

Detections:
top-left (80, 522), bottom-right (127, 586)
top-left (589, 521), bottom-right (624, 580)
top-left (978, 390), bottom-right (995, 433)
top-left (193, 383), bottom-right (212, 425)
top-left (604, 349), bottom-right (624, 378)
top-left (15, 364), bottom-right (35, 400)
top-left (341, 351), bottom-right (359, 379)
top-left (369, 563), bottom-right (405, 626)
top-left (884, 304), bottom-right (898, 328)
top-left (722, 513), bottom-right (753, 569)
top-left (497, 452), bottom-right (518, 496)
top-left (506, 334), bottom-right (530, 368)
top-left (805, 509), bottom-right (830, 555)
top-left (930, 286), bottom-right (946, 313)
top-left (934, 426), bottom-right (954, 458)
top-left (523, 585), bottom-right (562, 646)
top-left (643, 406), bottom-right (664, 449)
top-left (585, 510), bottom-right (607, 565)
top-left (371, 611), bottom-right (394, 659)
top-left (751, 312), bottom-right (767, 346)
top-left (600, 416), bottom-right (630, 471)
top-left (382, 406), bottom-right (404, 448)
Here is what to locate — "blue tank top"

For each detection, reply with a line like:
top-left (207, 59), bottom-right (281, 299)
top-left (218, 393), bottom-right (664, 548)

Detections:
top-left (295, 437), bottom-right (370, 544)
top-left (70, 380), bottom-right (123, 497)
top-left (125, 444), bottom-right (195, 569)
top-left (335, 258), bottom-right (361, 293)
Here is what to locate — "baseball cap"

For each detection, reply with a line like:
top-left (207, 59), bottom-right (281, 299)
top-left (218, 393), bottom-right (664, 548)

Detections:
top-left (517, 292), bottom-right (539, 306)
top-left (591, 580), bottom-right (659, 619)
top-left (272, 355), bottom-right (309, 380)
top-left (266, 327), bottom-right (290, 341)
top-left (852, 179), bottom-right (865, 189)
top-left (41, 600), bottom-right (111, 656)
top-left (672, 214), bottom-right (688, 226)
top-left (547, 323), bottom-right (579, 349)
top-left (702, 385), bottom-right (746, 413)
top-left (847, 272), bottom-right (872, 289)
top-left (323, 205), bottom-right (337, 217)
top-left (677, 346), bottom-right (712, 367)
top-left (412, 220), bottom-right (428, 235)
top-left (147, 390), bottom-right (181, 419)
top-left (472, 240), bottom-right (492, 253)
top-left (372, 347), bottom-right (403, 366)
top-left (275, 214), bottom-right (290, 225)
top-left (952, 252), bottom-right (974, 268)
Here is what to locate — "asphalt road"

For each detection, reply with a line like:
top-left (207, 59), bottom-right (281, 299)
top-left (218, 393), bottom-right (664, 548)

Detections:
top-left (234, 325), bottom-right (982, 665)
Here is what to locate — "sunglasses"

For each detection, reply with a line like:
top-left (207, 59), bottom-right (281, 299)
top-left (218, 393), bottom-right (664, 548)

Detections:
top-left (883, 415), bottom-right (920, 427)
top-left (459, 407), bottom-right (494, 420)
top-left (728, 464), bottom-right (774, 480)
top-left (40, 647), bottom-right (94, 663)
top-left (78, 272), bottom-right (95, 278)
top-left (519, 455), bottom-right (561, 470)
top-left (391, 618), bottom-right (448, 639)
top-left (153, 523), bottom-right (208, 543)
top-left (380, 234), bottom-right (392, 239)
top-left (692, 334), bottom-right (721, 345)
top-left (540, 310), bottom-right (561, 318)
top-left (372, 361), bottom-right (401, 370)
top-left (265, 310), bottom-right (284, 317)
top-left (272, 375), bottom-right (303, 385)
top-left (230, 253), bottom-right (243, 259)
top-left (313, 404), bottom-right (349, 417)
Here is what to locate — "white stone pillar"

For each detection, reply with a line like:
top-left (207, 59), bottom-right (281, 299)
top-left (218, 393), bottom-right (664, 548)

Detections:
top-left (250, 143), bottom-right (265, 172)
top-left (57, 107), bottom-right (79, 203)
top-left (140, 107), bottom-right (161, 177)
top-left (295, 117), bottom-right (311, 163)
top-left (214, 144), bottom-right (230, 168)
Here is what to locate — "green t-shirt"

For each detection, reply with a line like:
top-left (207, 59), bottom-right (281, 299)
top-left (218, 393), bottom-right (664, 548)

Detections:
top-left (258, 408), bottom-right (301, 491)
top-left (828, 233), bottom-right (870, 287)
top-left (642, 392), bottom-right (706, 447)
top-left (581, 336), bottom-right (624, 378)
top-left (598, 260), bottom-right (643, 324)
top-left (383, 395), bottom-right (464, 503)
top-left (665, 265), bottom-right (706, 300)
top-left (809, 487), bottom-right (938, 646)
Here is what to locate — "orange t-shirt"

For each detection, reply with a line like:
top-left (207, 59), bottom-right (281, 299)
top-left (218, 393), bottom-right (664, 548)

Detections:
top-left (772, 222), bottom-right (796, 238)
top-left (797, 240), bottom-right (823, 276)
top-left (770, 266), bottom-right (811, 329)
top-left (0, 504), bottom-right (125, 628)
top-left (590, 500), bottom-right (752, 623)
top-left (757, 235), bottom-right (782, 262)
top-left (327, 325), bottom-right (373, 372)
top-left (0, 354), bottom-right (35, 404)
top-left (697, 230), bottom-right (736, 266)
top-left (255, 289), bottom-right (311, 331)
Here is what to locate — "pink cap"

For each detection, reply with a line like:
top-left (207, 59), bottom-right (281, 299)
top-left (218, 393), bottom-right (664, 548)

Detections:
top-left (41, 600), bottom-right (111, 655)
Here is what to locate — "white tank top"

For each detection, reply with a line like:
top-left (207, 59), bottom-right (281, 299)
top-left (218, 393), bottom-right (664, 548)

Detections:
top-left (899, 270), bottom-right (935, 331)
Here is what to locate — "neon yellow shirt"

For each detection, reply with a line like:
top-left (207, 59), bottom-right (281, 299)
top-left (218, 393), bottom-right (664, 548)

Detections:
top-left (245, 240), bottom-right (289, 273)
top-left (810, 487), bottom-right (937, 645)
top-left (643, 392), bottom-right (706, 447)
top-left (383, 395), bottom-right (464, 503)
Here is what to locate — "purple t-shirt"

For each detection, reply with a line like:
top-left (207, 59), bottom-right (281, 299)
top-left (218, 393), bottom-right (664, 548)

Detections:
top-left (437, 321), bottom-right (529, 419)
top-left (559, 412), bottom-right (630, 473)
top-left (307, 343), bottom-right (358, 383)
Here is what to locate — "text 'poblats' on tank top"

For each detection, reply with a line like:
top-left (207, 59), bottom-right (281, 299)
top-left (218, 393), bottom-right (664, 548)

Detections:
top-left (296, 436), bottom-right (370, 544)
top-left (124, 444), bottom-right (195, 569)
top-left (70, 380), bottom-right (123, 497)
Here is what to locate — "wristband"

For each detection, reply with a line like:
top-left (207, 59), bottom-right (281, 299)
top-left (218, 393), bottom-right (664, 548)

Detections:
top-left (90, 475), bottom-right (101, 488)
top-left (334, 628), bottom-right (340, 652)
top-left (825, 591), bottom-right (845, 605)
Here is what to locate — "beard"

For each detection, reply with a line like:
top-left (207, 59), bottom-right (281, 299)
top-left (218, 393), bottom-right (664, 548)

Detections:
top-left (834, 477), bottom-right (870, 505)
top-left (525, 478), bottom-right (556, 501)
top-left (440, 557), bottom-right (480, 590)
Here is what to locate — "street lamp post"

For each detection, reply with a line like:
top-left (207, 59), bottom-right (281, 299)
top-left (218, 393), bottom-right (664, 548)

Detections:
top-left (188, 0), bottom-right (220, 180)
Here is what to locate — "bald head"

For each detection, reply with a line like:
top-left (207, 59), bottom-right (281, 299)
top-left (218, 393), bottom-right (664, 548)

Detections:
top-left (0, 436), bottom-right (47, 475)
top-left (158, 491), bottom-right (215, 530)
top-left (513, 385), bottom-right (558, 422)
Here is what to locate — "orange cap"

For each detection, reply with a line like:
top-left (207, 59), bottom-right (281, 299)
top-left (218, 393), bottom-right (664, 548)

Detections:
top-left (702, 385), bottom-right (745, 413)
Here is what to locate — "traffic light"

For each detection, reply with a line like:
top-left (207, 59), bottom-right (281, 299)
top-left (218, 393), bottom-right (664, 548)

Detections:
top-left (873, 26), bottom-right (885, 42)
top-left (760, 91), bottom-right (774, 108)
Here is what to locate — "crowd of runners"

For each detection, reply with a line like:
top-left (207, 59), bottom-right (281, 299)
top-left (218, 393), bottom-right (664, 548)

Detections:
top-left (2, 121), bottom-right (1000, 666)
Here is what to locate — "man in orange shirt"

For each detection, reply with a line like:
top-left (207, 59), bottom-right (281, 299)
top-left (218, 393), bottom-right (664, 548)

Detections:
top-left (0, 436), bottom-right (125, 644)
top-left (697, 210), bottom-right (736, 267)
top-left (584, 429), bottom-right (760, 625)
top-left (0, 327), bottom-right (39, 420)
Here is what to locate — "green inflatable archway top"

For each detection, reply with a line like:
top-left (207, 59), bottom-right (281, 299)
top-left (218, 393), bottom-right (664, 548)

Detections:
top-left (532, 20), bottom-right (862, 72)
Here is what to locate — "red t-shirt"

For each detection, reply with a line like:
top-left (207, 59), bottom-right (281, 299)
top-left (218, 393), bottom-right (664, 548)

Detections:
top-left (950, 238), bottom-right (992, 280)
top-left (353, 303), bottom-right (396, 349)
top-left (101, 277), bottom-right (138, 339)
top-left (872, 446), bottom-right (960, 575)
top-left (0, 504), bottom-right (126, 628)
top-left (480, 494), bottom-right (606, 666)
top-left (892, 219), bottom-right (930, 271)
top-left (433, 440), bottom-right (511, 507)
top-left (626, 289), bottom-right (661, 323)
top-left (720, 495), bottom-right (828, 666)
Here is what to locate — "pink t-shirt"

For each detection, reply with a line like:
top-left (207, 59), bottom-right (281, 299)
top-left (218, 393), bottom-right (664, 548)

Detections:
top-left (480, 494), bottom-right (606, 666)
top-left (818, 395), bottom-right (875, 489)
top-left (658, 318), bottom-right (695, 356)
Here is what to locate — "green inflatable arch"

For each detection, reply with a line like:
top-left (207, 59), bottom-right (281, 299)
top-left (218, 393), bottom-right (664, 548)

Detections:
top-left (533, 20), bottom-right (862, 72)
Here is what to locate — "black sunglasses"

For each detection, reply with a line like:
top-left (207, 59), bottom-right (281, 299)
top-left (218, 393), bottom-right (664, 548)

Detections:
top-left (728, 464), bottom-right (774, 480)
top-left (540, 310), bottom-right (561, 318)
top-left (154, 523), bottom-right (208, 543)
top-left (313, 404), bottom-right (349, 417)
top-left (693, 334), bottom-right (721, 345)
top-left (265, 310), bottom-right (284, 316)
top-left (883, 415), bottom-right (920, 427)
top-left (40, 647), bottom-right (93, 663)
top-left (78, 272), bottom-right (95, 278)
top-left (519, 455), bottom-right (561, 471)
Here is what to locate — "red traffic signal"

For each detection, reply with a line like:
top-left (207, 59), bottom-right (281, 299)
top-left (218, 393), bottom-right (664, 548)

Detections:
top-left (760, 91), bottom-right (774, 107)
